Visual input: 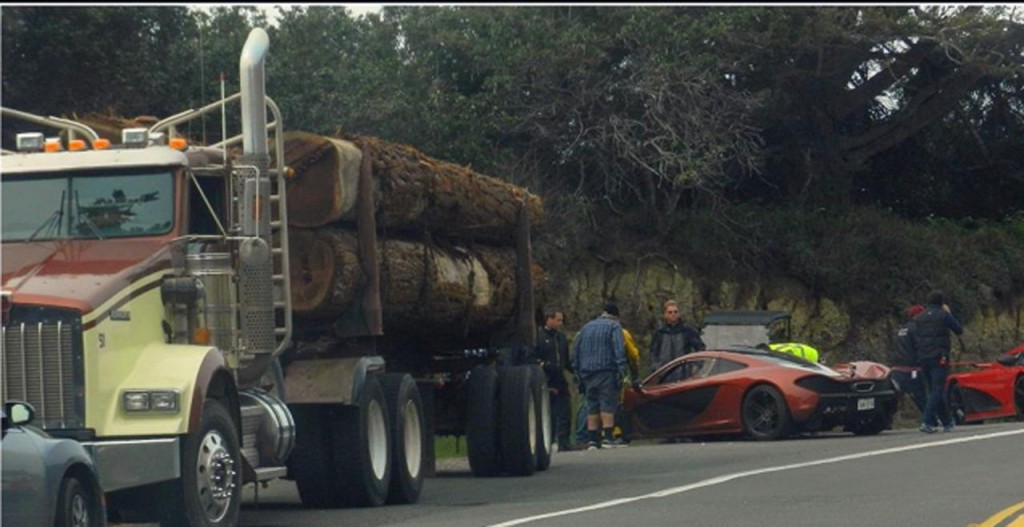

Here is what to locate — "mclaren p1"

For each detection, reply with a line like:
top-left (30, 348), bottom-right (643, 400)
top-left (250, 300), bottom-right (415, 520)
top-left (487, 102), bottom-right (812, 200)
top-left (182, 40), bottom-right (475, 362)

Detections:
top-left (621, 347), bottom-right (897, 441)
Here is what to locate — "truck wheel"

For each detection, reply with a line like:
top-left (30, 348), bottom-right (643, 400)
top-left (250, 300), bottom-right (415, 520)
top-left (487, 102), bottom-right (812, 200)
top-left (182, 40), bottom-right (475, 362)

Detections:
top-left (498, 366), bottom-right (537, 476)
top-left (380, 373), bottom-right (425, 504)
top-left (466, 365), bottom-right (500, 477)
top-left (331, 375), bottom-right (391, 507)
top-left (529, 365), bottom-right (553, 471)
top-left (289, 405), bottom-right (340, 508)
top-left (160, 399), bottom-right (241, 527)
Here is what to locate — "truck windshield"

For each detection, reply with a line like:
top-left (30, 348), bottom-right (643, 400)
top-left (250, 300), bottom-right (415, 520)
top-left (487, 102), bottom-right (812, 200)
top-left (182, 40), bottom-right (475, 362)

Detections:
top-left (2, 170), bottom-right (174, 241)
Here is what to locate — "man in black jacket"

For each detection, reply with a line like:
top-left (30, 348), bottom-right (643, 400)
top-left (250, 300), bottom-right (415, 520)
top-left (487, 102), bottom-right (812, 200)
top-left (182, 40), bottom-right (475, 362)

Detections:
top-left (892, 304), bottom-right (927, 414)
top-left (536, 309), bottom-right (572, 451)
top-left (913, 290), bottom-right (964, 433)
top-left (648, 300), bottom-right (705, 375)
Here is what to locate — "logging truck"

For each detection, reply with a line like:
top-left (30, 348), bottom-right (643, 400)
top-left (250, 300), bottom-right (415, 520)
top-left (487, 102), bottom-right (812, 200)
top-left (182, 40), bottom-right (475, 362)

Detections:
top-left (0, 28), bottom-right (552, 527)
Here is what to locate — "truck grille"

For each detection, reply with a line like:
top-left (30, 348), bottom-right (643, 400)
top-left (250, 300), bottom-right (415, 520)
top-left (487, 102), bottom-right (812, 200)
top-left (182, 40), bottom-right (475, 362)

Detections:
top-left (1, 309), bottom-right (84, 429)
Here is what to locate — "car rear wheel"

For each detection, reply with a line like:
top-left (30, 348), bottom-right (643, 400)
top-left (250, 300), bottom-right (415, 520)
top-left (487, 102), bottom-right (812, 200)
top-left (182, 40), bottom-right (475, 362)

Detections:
top-left (56, 475), bottom-right (100, 527)
top-left (947, 383), bottom-right (967, 425)
top-left (742, 385), bottom-right (791, 441)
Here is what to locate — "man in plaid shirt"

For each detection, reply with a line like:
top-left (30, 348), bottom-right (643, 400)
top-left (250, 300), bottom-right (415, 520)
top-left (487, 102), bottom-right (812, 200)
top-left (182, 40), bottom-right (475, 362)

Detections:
top-left (571, 302), bottom-right (629, 449)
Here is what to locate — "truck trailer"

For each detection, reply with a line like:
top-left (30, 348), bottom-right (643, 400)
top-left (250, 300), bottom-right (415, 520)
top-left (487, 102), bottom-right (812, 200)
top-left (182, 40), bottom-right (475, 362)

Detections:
top-left (1, 28), bottom-right (552, 527)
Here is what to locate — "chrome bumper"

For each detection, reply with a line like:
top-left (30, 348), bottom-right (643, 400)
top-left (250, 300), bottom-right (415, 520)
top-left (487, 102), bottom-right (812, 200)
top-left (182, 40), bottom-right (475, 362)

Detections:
top-left (82, 437), bottom-right (181, 492)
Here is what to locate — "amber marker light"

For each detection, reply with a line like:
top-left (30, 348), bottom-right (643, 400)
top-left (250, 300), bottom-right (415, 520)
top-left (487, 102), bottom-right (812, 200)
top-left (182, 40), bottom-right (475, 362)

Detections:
top-left (68, 139), bottom-right (87, 151)
top-left (192, 327), bottom-right (211, 345)
top-left (44, 138), bottom-right (63, 152)
top-left (93, 138), bottom-right (111, 150)
top-left (169, 137), bottom-right (188, 150)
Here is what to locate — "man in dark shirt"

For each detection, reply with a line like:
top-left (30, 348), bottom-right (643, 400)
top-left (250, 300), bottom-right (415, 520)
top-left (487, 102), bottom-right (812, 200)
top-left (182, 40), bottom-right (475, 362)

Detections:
top-left (535, 309), bottom-right (572, 451)
top-left (648, 300), bottom-right (705, 375)
top-left (892, 304), bottom-right (927, 414)
top-left (913, 290), bottom-right (964, 433)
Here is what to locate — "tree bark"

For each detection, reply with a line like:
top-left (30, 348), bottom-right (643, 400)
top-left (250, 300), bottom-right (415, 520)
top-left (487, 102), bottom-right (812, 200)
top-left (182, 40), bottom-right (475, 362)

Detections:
top-left (282, 131), bottom-right (544, 243)
top-left (288, 226), bottom-right (544, 340)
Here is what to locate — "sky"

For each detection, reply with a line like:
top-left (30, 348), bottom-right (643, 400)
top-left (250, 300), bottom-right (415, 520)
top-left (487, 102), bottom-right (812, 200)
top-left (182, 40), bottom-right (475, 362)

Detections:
top-left (190, 3), bottom-right (386, 24)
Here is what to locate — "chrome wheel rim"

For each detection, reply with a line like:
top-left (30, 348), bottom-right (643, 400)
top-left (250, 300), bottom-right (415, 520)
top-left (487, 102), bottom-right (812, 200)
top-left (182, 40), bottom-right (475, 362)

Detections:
top-left (402, 399), bottom-right (423, 479)
top-left (368, 399), bottom-right (389, 480)
top-left (70, 489), bottom-right (89, 527)
top-left (196, 429), bottom-right (237, 523)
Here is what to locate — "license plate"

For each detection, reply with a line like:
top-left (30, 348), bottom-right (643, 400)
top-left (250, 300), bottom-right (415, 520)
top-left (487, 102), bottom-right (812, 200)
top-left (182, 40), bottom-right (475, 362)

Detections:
top-left (857, 398), bottom-right (875, 411)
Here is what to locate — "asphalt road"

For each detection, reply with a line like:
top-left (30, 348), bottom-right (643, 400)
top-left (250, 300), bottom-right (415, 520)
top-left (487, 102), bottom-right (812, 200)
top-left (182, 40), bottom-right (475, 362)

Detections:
top-left (237, 422), bottom-right (1024, 527)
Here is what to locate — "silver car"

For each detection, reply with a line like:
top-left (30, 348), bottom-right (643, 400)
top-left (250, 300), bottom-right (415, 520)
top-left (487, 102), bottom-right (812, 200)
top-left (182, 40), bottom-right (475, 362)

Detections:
top-left (2, 400), bottom-right (106, 527)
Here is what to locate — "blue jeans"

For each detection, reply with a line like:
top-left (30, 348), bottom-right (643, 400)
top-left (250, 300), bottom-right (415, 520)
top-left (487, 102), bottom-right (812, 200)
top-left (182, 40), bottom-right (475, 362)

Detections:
top-left (891, 369), bottom-right (927, 414)
top-left (920, 357), bottom-right (951, 427)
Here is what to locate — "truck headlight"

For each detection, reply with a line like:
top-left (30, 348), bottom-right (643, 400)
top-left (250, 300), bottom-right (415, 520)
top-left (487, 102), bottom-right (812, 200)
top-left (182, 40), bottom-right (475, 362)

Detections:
top-left (123, 390), bottom-right (179, 412)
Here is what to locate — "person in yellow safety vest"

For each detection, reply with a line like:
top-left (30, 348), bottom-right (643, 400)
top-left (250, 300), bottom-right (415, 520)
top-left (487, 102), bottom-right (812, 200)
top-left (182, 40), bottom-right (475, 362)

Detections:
top-left (769, 342), bottom-right (820, 363)
top-left (612, 328), bottom-right (640, 442)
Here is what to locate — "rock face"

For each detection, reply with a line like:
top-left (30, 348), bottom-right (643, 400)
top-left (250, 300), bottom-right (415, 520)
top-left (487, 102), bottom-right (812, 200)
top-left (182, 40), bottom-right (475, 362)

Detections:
top-left (554, 260), bottom-right (1023, 369)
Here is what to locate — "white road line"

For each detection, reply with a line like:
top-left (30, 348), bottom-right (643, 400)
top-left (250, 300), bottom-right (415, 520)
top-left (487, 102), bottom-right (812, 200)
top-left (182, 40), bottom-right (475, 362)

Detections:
top-left (488, 428), bottom-right (1024, 527)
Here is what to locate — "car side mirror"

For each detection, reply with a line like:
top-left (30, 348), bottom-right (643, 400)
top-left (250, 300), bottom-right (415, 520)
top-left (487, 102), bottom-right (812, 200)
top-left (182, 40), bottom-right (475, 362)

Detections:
top-left (3, 401), bottom-right (35, 426)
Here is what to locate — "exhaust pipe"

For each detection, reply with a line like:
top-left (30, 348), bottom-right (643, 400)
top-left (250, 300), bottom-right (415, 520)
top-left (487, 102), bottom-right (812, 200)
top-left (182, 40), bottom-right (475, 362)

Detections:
top-left (240, 28), bottom-right (269, 157)
top-left (235, 27), bottom-right (276, 389)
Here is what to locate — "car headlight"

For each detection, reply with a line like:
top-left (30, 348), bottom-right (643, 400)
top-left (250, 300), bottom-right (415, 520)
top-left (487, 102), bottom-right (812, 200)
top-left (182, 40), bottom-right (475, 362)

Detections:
top-left (122, 390), bottom-right (180, 413)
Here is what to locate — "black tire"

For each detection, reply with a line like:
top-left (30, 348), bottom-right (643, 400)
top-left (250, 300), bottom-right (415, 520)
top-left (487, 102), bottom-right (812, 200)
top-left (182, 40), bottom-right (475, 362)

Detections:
top-left (947, 383), bottom-right (967, 425)
top-left (380, 373), bottom-right (425, 504)
top-left (1014, 376), bottom-right (1024, 420)
top-left (849, 412), bottom-right (889, 436)
top-left (56, 475), bottom-right (100, 527)
top-left (741, 384), bottom-right (791, 441)
top-left (498, 366), bottom-right (537, 476)
top-left (528, 365), bottom-right (553, 471)
top-left (466, 365), bottom-right (500, 477)
top-left (159, 399), bottom-right (242, 527)
top-left (289, 404), bottom-right (340, 508)
top-left (331, 375), bottom-right (392, 507)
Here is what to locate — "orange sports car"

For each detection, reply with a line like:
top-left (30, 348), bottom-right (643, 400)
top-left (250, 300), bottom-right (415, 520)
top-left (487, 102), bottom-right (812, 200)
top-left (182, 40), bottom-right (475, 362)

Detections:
top-left (621, 347), bottom-right (897, 441)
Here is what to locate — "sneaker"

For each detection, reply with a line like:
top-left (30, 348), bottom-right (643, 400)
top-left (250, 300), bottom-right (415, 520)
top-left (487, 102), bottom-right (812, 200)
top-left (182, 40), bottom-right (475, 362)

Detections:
top-left (918, 423), bottom-right (938, 434)
top-left (942, 423), bottom-right (956, 433)
top-left (586, 441), bottom-right (600, 451)
top-left (601, 438), bottom-right (629, 448)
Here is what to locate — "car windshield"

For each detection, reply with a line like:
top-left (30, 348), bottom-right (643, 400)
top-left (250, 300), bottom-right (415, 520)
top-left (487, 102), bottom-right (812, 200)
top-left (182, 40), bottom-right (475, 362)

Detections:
top-left (2, 169), bottom-right (174, 241)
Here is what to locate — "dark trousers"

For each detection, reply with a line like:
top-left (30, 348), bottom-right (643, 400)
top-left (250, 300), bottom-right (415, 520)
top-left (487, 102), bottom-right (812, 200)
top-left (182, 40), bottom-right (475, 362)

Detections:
top-left (920, 356), bottom-right (952, 427)
top-left (551, 387), bottom-right (572, 449)
top-left (891, 369), bottom-right (927, 414)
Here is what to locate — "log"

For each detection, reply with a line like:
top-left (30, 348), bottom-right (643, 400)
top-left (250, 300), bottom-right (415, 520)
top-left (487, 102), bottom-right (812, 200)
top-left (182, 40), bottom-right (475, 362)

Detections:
top-left (288, 226), bottom-right (544, 340)
top-left (71, 113), bottom-right (159, 143)
top-left (282, 131), bottom-right (543, 243)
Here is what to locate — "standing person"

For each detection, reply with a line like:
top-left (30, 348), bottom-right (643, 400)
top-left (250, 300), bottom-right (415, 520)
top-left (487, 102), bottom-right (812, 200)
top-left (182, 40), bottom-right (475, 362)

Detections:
top-left (914, 290), bottom-right (964, 433)
top-left (613, 325), bottom-right (641, 443)
top-left (535, 309), bottom-right (572, 452)
top-left (648, 300), bottom-right (705, 375)
top-left (891, 304), bottom-right (928, 414)
top-left (571, 301), bottom-right (629, 449)
top-left (575, 323), bottom-right (640, 445)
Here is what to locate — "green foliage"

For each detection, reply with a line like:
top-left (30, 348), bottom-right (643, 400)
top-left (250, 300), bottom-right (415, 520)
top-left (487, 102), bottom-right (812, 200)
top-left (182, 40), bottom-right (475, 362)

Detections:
top-left (641, 205), bottom-right (1024, 321)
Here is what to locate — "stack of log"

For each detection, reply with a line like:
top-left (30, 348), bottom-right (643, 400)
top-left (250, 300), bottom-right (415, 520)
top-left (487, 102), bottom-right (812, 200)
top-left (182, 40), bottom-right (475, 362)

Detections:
top-left (282, 131), bottom-right (544, 342)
